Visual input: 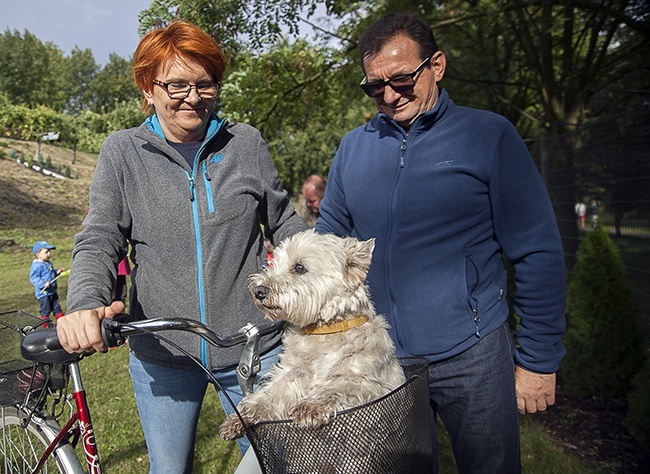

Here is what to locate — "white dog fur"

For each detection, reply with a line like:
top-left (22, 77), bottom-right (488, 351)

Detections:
top-left (219, 229), bottom-right (405, 440)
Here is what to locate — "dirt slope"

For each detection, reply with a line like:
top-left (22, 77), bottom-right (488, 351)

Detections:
top-left (0, 138), bottom-right (95, 231)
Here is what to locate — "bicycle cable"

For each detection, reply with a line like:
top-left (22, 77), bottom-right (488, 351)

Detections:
top-left (118, 323), bottom-right (256, 436)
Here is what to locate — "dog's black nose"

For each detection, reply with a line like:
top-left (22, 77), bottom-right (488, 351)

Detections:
top-left (254, 285), bottom-right (270, 301)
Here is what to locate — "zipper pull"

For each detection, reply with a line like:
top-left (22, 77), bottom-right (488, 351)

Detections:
top-left (202, 161), bottom-right (211, 181)
top-left (186, 174), bottom-right (196, 202)
top-left (400, 139), bottom-right (407, 167)
top-left (473, 308), bottom-right (480, 337)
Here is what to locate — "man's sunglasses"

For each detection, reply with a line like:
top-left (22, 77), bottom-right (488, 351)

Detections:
top-left (360, 56), bottom-right (431, 98)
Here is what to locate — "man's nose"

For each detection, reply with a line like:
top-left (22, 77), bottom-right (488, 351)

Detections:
top-left (381, 84), bottom-right (402, 104)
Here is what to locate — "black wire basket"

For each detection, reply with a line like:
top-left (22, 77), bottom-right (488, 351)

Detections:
top-left (246, 357), bottom-right (433, 474)
top-left (0, 311), bottom-right (65, 407)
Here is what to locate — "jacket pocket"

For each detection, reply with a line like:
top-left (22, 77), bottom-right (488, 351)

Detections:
top-left (464, 255), bottom-right (481, 337)
top-left (202, 162), bottom-right (215, 214)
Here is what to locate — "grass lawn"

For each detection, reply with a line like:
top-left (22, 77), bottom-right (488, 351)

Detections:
top-left (0, 142), bottom-right (612, 473)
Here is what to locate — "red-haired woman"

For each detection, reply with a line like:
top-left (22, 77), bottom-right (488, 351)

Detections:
top-left (57, 21), bottom-right (306, 473)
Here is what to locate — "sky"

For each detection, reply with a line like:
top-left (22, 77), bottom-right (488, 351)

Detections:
top-left (2, 0), bottom-right (152, 65)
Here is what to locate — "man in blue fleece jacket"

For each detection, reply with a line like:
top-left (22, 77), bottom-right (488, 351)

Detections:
top-left (315, 12), bottom-right (566, 473)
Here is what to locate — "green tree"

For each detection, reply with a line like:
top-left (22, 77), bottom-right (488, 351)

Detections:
top-left (0, 29), bottom-right (67, 111)
top-left (561, 227), bottom-right (644, 398)
top-left (138, 0), bottom-right (339, 54)
top-left (64, 47), bottom-right (100, 115)
top-left (220, 39), bottom-right (371, 193)
top-left (88, 54), bottom-right (140, 113)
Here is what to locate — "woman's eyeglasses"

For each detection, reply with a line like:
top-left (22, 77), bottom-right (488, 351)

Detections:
top-left (360, 57), bottom-right (431, 98)
top-left (152, 79), bottom-right (220, 100)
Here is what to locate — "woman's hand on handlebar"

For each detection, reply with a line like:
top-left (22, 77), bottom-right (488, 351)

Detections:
top-left (56, 301), bottom-right (125, 354)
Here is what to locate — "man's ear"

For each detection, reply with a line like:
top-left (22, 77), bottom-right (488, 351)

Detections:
top-left (431, 51), bottom-right (446, 82)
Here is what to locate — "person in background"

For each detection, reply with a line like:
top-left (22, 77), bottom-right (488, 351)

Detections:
top-left (574, 201), bottom-right (587, 229)
top-left (298, 174), bottom-right (327, 227)
top-left (315, 12), bottom-right (566, 473)
top-left (56, 21), bottom-right (306, 474)
top-left (113, 256), bottom-right (131, 304)
top-left (262, 237), bottom-right (275, 267)
top-left (29, 240), bottom-right (65, 326)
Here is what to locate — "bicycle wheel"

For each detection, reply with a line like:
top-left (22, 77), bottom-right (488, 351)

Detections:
top-left (0, 406), bottom-right (83, 474)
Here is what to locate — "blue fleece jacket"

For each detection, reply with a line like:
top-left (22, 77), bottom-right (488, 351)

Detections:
top-left (315, 89), bottom-right (566, 374)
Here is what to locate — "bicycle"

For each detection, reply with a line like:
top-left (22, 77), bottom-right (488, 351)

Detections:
top-left (3, 310), bottom-right (433, 473)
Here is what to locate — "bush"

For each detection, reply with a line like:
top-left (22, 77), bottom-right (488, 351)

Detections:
top-left (626, 356), bottom-right (650, 454)
top-left (561, 227), bottom-right (644, 398)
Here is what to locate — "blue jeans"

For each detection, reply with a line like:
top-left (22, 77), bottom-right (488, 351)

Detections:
top-left (129, 345), bottom-right (281, 474)
top-left (38, 293), bottom-right (62, 317)
top-left (429, 323), bottom-right (521, 473)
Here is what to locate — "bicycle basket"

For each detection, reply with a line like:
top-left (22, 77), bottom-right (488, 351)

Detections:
top-left (0, 310), bottom-right (63, 407)
top-left (246, 357), bottom-right (433, 474)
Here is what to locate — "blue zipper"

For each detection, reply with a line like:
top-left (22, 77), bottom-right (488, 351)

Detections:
top-left (188, 117), bottom-right (225, 366)
top-left (387, 132), bottom-right (408, 350)
top-left (185, 169), bottom-right (208, 363)
top-left (148, 112), bottom-right (226, 367)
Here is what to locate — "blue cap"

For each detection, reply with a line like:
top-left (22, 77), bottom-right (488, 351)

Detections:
top-left (33, 241), bottom-right (56, 254)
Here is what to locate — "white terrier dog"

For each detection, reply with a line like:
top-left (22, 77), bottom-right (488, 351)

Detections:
top-left (219, 229), bottom-right (405, 440)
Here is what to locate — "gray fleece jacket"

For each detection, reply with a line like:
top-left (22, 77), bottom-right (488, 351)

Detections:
top-left (66, 113), bottom-right (306, 369)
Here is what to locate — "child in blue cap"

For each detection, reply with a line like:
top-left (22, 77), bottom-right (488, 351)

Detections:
top-left (29, 241), bottom-right (66, 326)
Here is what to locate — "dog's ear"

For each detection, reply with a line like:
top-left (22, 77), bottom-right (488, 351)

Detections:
top-left (343, 237), bottom-right (375, 285)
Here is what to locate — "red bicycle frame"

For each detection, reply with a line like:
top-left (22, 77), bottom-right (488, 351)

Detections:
top-left (32, 361), bottom-right (101, 474)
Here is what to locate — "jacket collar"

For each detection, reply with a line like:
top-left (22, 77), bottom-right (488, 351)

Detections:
top-left (377, 87), bottom-right (453, 135)
top-left (143, 112), bottom-right (226, 144)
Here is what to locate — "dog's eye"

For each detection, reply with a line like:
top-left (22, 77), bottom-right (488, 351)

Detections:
top-left (292, 263), bottom-right (307, 275)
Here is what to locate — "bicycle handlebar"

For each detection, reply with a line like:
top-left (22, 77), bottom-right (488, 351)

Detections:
top-left (21, 315), bottom-right (285, 396)
top-left (20, 315), bottom-right (284, 395)
top-left (102, 316), bottom-right (286, 396)
top-left (21, 316), bottom-right (284, 363)
top-left (100, 315), bottom-right (285, 349)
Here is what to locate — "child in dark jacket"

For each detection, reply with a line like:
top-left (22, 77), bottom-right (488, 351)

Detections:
top-left (29, 241), bottom-right (65, 326)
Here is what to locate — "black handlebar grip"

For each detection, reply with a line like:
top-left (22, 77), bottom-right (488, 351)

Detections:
top-left (101, 317), bottom-right (127, 347)
top-left (44, 330), bottom-right (63, 350)
top-left (21, 328), bottom-right (80, 364)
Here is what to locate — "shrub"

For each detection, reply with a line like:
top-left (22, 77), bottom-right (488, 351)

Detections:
top-left (561, 227), bottom-right (644, 398)
top-left (626, 356), bottom-right (650, 453)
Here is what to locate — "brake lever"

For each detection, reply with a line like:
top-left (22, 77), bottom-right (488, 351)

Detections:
top-left (236, 323), bottom-right (261, 396)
